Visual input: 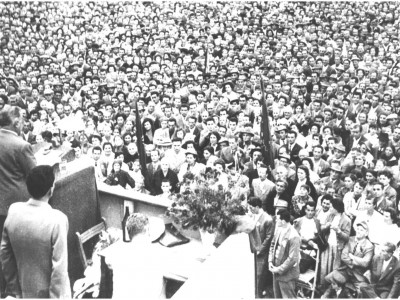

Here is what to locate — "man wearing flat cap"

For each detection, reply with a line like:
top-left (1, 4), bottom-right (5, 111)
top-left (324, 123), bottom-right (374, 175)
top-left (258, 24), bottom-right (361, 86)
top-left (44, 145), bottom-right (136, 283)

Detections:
top-left (323, 221), bottom-right (374, 297)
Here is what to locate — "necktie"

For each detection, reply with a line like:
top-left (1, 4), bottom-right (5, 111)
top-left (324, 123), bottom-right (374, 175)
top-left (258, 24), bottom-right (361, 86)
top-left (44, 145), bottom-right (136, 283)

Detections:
top-left (352, 242), bottom-right (359, 255)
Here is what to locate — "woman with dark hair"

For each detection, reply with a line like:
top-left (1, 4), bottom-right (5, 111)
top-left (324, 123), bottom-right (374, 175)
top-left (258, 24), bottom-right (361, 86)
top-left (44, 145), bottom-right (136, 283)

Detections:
top-left (377, 112), bottom-right (389, 130)
top-left (378, 169), bottom-right (397, 204)
top-left (305, 123), bottom-right (321, 152)
top-left (381, 208), bottom-right (400, 246)
top-left (122, 132), bottom-right (133, 146)
top-left (319, 198), bottom-right (351, 289)
top-left (338, 174), bottom-right (357, 198)
top-left (293, 103), bottom-right (305, 126)
top-left (199, 131), bottom-right (221, 155)
top-left (381, 145), bottom-right (398, 167)
top-left (291, 184), bottom-right (314, 220)
top-left (105, 159), bottom-right (135, 189)
top-left (300, 157), bottom-right (320, 183)
top-left (364, 169), bottom-right (377, 198)
top-left (142, 118), bottom-right (155, 145)
top-left (201, 146), bottom-right (218, 168)
top-left (294, 165), bottom-right (318, 201)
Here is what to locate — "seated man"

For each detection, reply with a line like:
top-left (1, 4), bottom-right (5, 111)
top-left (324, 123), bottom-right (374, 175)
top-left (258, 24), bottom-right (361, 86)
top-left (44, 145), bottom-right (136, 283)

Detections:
top-left (106, 213), bottom-right (165, 299)
top-left (321, 271), bottom-right (354, 299)
top-left (323, 221), bottom-right (374, 297)
top-left (360, 242), bottom-right (400, 299)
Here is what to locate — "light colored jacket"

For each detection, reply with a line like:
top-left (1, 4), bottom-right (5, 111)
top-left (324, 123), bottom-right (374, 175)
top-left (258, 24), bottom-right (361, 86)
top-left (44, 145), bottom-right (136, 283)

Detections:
top-left (1, 200), bottom-right (71, 298)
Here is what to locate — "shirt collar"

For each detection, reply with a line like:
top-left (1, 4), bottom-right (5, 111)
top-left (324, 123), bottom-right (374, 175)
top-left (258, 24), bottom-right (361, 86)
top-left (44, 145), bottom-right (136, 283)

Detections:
top-left (27, 198), bottom-right (51, 208)
top-left (0, 128), bottom-right (18, 137)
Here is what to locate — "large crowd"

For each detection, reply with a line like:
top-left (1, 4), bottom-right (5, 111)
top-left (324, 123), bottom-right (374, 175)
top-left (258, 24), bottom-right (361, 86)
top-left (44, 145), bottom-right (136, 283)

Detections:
top-left (2, 1), bottom-right (400, 298)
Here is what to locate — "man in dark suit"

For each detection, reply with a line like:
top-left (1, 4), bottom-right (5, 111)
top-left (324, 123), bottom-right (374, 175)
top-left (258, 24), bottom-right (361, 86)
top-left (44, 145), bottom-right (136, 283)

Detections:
top-left (286, 130), bottom-right (302, 165)
top-left (185, 116), bottom-right (200, 146)
top-left (269, 209), bottom-right (300, 298)
top-left (0, 166), bottom-right (70, 298)
top-left (219, 135), bottom-right (246, 167)
top-left (145, 149), bottom-right (161, 189)
top-left (0, 106), bottom-right (36, 221)
top-left (21, 120), bottom-right (36, 144)
top-left (360, 242), bottom-right (400, 298)
top-left (345, 123), bottom-right (368, 152)
top-left (0, 106), bottom-right (37, 295)
top-left (151, 158), bottom-right (179, 195)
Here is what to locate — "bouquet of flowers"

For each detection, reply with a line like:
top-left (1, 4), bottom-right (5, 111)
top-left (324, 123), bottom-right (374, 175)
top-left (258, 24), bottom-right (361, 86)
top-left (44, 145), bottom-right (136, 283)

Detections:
top-left (166, 171), bottom-right (248, 235)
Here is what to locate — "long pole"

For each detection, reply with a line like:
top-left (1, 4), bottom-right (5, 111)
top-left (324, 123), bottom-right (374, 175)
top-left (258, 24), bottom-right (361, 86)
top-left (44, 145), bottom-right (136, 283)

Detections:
top-left (260, 78), bottom-right (275, 170)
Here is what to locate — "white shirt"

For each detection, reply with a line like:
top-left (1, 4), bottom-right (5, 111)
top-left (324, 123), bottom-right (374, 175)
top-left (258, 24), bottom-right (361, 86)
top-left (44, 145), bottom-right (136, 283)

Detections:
top-left (382, 257), bottom-right (393, 274)
top-left (107, 240), bottom-right (165, 299)
top-left (299, 218), bottom-right (317, 242)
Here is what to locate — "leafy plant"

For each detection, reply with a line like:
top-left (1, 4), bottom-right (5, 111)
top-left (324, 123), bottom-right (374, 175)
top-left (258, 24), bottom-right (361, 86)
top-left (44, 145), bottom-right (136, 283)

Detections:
top-left (165, 172), bottom-right (248, 235)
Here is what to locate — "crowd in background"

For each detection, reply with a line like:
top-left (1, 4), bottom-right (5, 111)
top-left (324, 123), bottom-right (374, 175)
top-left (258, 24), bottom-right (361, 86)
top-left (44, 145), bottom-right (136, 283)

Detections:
top-left (2, 1), bottom-right (400, 298)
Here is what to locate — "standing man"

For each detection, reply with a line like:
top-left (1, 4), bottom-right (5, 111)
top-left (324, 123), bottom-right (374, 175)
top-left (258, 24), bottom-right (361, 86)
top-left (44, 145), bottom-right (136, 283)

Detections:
top-left (1, 165), bottom-right (70, 298)
top-left (248, 197), bottom-right (274, 298)
top-left (252, 164), bottom-right (275, 209)
top-left (0, 106), bottom-right (36, 220)
top-left (269, 209), bottom-right (301, 298)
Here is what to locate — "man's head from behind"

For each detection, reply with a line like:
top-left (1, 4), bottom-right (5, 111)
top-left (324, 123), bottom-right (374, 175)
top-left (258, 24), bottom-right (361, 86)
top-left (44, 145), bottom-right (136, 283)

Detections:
top-left (26, 165), bottom-right (55, 200)
top-left (0, 106), bottom-right (24, 135)
top-left (126, 213), bottom-right (149, 240)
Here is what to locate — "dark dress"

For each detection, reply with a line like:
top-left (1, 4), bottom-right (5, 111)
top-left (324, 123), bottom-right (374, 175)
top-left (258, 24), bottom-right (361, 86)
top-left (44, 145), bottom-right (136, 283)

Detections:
top-left (105, 170), bottom-right (135, 189)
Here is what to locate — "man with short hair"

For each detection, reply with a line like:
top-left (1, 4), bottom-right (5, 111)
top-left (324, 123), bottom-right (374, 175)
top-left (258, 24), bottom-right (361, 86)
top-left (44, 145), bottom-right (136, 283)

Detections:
top-left (269, 209), bottom-right (300, 298)
top-left (311, 145), bottom-right (330, 177)
top-left (219, 135), bottom-right (246, 166)
top-left (252, 163), bottom-right (275, 209)
top-left (373, 181), bottom-right (395, 214)
top-left (0, 106), bottom-right (37, 249)
top-left (106, 213), bottom-right (165, 298)
top-left (248, 196), bottom-right (274, 298)
top-left (152, 158), bottom-right (179, 196)
top-left (1, 165), bottom-right (70, 298)
top-left (346, 123), bottom-right (368, 152)
top-left (163, 138), bottom-right (186, 173)
top-left (91, 146), bottom-right (105, 181)
top-left (286, 130), bottom-right (302, 165)
top-left (360, 242), bottom-right (400, 298)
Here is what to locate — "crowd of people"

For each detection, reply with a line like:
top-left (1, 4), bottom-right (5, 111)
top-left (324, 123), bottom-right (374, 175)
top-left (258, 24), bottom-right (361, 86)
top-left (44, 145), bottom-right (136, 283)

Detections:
top-left (2, 0), bottom-right (400, 298)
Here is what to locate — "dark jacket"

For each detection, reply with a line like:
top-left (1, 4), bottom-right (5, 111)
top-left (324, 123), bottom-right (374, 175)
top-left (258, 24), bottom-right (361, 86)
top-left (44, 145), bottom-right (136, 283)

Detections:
top-left (368, 255), bottom-right (400, 298)
top-left (264, 189), bottom-right (291, 215)
top-left (105, 170), bottom-right (135, 189)
top-left (151, 168), bottom-right (179, 195)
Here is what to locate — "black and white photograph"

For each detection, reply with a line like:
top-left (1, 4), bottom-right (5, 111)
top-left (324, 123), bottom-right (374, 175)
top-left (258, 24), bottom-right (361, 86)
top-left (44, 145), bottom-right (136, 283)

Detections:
top-left (1, 1), bottom-right (400, 298)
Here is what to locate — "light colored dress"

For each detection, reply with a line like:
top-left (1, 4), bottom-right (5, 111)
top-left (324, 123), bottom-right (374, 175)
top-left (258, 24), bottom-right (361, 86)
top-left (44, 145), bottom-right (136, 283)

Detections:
top-left (320, 214), bottom-right (341, 286)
